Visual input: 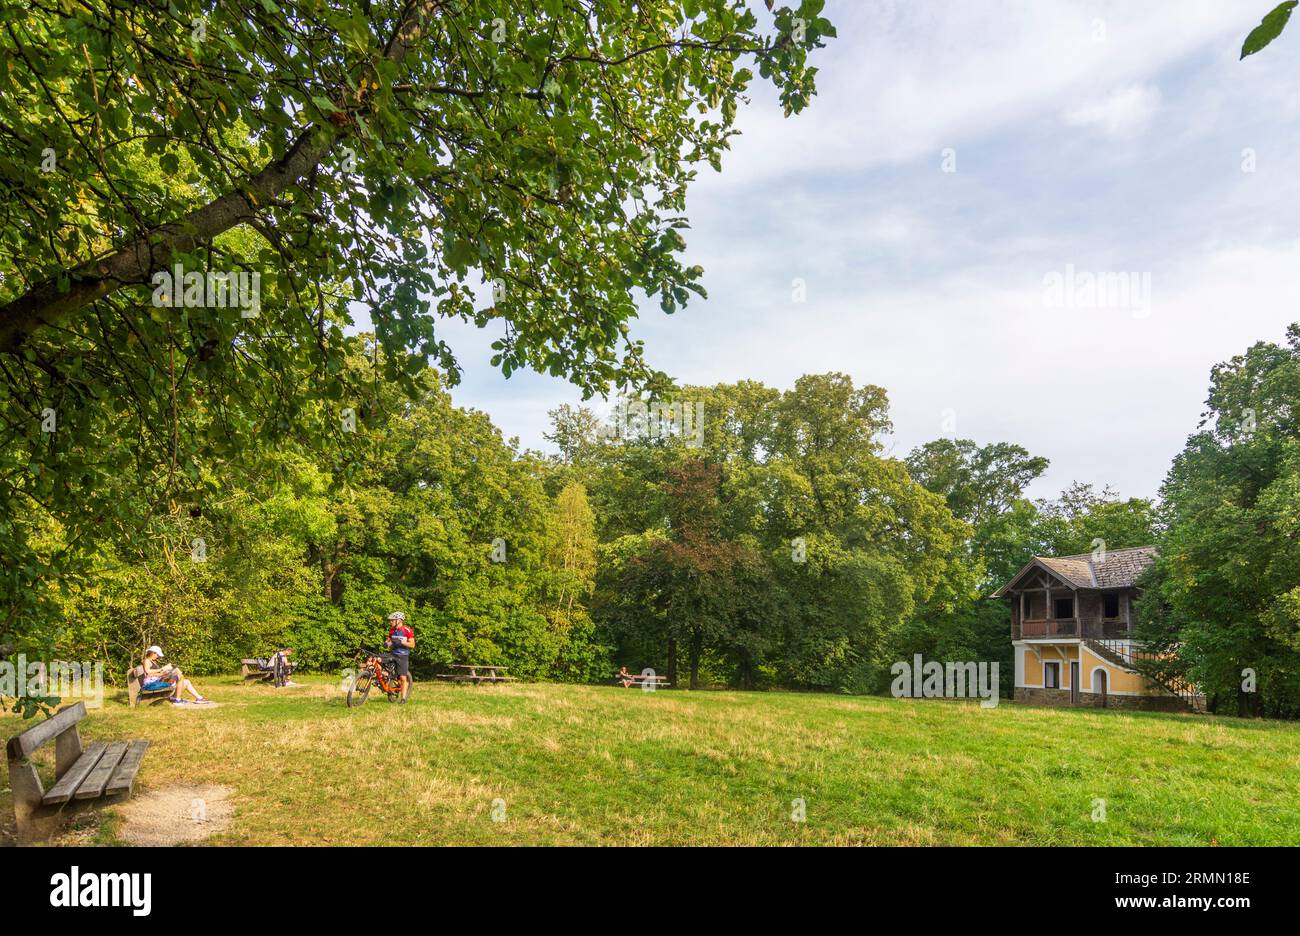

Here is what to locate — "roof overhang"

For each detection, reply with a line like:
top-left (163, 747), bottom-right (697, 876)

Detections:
top-left (989, 558), bottom-right (1079, 599)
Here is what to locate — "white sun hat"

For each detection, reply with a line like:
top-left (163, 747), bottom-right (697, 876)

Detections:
top-left (146, 645), bottom-right (164, 657)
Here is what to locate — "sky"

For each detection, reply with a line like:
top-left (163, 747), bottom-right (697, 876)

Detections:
top-left (408, 1), bottom-right (1300, 502)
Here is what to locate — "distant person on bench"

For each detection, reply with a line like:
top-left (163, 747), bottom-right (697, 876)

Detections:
top-left (271, 647), bottom-right (298, 687)
top-left (142, 646), bottom-right (211, 705)
top-left (617, 666), bottom-right (635, 688)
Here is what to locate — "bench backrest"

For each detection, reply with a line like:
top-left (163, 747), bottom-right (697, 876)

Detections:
top-left (6, 701), bottom-right (87, 758)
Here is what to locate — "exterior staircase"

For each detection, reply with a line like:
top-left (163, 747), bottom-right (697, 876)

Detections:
top-left (1085, 639), bottom-right (1203, 713)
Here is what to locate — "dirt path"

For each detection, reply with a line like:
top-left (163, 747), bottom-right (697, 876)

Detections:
top-left (116, 783), bottom-right (235, 845)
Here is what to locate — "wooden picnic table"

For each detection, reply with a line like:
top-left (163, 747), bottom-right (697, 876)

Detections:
top-left (615, 673), bottom-right (671, 688)
top-left (435, 663), bottom-right (516, 684)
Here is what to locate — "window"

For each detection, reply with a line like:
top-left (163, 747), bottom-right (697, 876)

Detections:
top-left (1104, 593), bottom-right (1120, 618)
top-left (1054, 596), bottom-right (1074, 619)
top-left (1044, 661), bottom-right (1060, 689)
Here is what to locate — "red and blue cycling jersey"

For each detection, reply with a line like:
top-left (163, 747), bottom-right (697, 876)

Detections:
top-left (388, 624), bottom-right (413, 655)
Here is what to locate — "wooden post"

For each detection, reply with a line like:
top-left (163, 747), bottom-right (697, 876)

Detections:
top-left (6, 736), bottom-right (47, 844)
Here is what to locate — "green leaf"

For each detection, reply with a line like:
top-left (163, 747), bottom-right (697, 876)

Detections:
top-left (1242, 1), bottom-right (1298, 59)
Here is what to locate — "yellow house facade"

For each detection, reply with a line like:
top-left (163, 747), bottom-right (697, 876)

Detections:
top-left (991, 546), bottom-right (1197, 712)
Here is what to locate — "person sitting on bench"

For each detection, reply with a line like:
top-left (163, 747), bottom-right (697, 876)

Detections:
top-left (617, 666), bottom-right (635, 688)
top-left (270, 647), bottom-right (298, 687)
top-left (142, 646), bottom-right (211, 705)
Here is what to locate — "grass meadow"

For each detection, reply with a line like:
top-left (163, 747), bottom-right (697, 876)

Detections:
top-left (3, 676), bottom-right (1299, 846)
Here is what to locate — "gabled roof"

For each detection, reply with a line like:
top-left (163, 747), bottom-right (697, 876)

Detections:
top-left (990, 546), bottom-right (1157, 598)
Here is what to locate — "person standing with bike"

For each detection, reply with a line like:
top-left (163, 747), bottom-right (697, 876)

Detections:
top-left (385, 611), bottom-right (414, 703)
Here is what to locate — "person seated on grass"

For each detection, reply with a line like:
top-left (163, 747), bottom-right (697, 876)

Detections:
top-left (142, 645), bottom-right (211, 705)
top-left (617, 666), bottom-right (635, 688)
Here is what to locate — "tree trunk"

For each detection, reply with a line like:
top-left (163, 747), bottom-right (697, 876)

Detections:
top-left (738, 653), bottom-right (753, 691)
top-left (322, 559), bottom-right (342, 604)
top-left (689, 635), bottom-right (701, 690)
top-left (666, 638), bottom-right (677, 687)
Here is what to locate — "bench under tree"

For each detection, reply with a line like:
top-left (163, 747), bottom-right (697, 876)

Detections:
top-left (126, 664), bottom-right (173, 707)
top-left (5, 701), bottom-right (150, 843)
top-left (241, 651), bottom-right (294, 686)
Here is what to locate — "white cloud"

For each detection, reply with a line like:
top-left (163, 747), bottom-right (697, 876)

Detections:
top-left (431, 0), bottom-right (1300, 504)
top-left (1063, 84), bottom-right (1163, 136)
top-left (701, 0), bottom-right (1245, 188)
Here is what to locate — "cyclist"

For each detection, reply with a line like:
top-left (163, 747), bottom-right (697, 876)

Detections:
top-left (384, 611), bottom-right (414, 702)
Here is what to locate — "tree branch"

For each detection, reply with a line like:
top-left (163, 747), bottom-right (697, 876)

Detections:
top-left (0, 0), bottom-right (445, 355)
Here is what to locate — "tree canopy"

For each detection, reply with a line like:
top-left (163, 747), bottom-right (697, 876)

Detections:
top-left (0, 0), bottom-right (835, 653)
top-left (1137, 325), bottom-right (1300, 717)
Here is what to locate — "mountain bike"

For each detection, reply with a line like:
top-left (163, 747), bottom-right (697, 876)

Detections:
top-left (346, 647), bottom-right (408, 707)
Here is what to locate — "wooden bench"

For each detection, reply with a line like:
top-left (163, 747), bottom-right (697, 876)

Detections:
top-left (241, 653), bottom-right (294, 685)
top-left (241, 658), bottom-right (268, 681)
top-left (126, 665), bottom-right (173, 707)
top-left (615, 674), bottom-right (671, 688)
top-left (6, 701), bottom-right (150, 843)
top-left (435, 664), bottom-right (517, 684)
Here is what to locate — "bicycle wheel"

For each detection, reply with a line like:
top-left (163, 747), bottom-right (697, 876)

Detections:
top-left (347, 669), bottom-right (372, 707)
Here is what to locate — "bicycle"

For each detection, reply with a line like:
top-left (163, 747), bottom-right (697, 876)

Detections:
top-left (346, 647), bottom-right (409, 707)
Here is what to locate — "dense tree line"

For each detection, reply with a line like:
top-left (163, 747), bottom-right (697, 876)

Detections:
top-left (1135, 326), bottom-right (1300, 717)
top-left (7, 328), bottom-right (1300, 718)
top-left (0, 0), bottom-right (835, 704)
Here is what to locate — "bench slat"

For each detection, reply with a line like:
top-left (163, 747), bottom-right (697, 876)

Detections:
top-left (11, 701), bottom-right (87, 757)
top-left (74, 741), bottom-right (128, 800)
top-left (105, 740), bottom-right (150, 796)
top-left (41, 742), bottom-right (108, 805)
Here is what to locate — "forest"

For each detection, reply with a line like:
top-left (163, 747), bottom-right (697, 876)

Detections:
top-left (1, 0), bottom-right (1298, 722)
top-left (6, 329), bottom-right (1299, 716)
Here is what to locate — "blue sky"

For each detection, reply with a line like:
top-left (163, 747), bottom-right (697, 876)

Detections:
top-left (418, 1), bottom-right (1300, 501)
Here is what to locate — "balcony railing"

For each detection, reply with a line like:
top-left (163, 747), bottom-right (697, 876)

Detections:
top-left (1015, 619), bottom-right (1130, 639)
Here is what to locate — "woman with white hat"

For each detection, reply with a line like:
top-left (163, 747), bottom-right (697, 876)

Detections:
top-left (141, 645), bottom-right (212, 705)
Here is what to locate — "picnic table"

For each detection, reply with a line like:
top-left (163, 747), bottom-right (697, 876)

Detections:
top-left (615, 673), bottom-right (671, 688)
top-left (435, 664), bottom-right (516, 684)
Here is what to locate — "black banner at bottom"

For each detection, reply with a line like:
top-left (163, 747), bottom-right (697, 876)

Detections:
top-left (4, 846), bottom-right (1276, 920)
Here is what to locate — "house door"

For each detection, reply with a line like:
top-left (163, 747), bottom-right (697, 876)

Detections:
top-left (1070, 662), bottom-right (1080, 703)
top-left (1092, 668), bottom-right (1108, 708)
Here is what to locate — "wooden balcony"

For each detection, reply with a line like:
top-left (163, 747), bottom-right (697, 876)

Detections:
top-left (1015, 619), bottom-right (1131, 640)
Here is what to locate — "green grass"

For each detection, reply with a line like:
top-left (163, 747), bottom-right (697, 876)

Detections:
top-left (4, 676), bottom-right (1300, 845)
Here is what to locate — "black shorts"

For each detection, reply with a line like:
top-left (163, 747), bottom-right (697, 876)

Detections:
top-left (390, 653), bottom-right (409, 678)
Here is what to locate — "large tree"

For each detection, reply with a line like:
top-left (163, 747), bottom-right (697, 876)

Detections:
top-left (1136, 325), bottom-right (1300, 717)
top-left (0, 0), bottom-right (833, 652)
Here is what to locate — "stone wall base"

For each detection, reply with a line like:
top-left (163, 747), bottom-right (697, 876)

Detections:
top-left (1014, 687), bottom-right (1191, 713)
